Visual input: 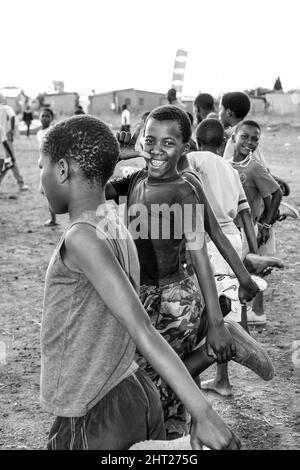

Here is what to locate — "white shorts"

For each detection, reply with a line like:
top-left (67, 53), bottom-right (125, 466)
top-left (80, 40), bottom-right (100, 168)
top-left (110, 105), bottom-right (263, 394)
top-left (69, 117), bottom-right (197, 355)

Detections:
top-left (207, 233), bottom-right (243, 276)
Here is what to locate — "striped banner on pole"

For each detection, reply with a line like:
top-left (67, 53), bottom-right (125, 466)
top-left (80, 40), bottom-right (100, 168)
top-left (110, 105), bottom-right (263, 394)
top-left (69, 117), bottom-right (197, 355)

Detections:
top-left (171, 49), bottom-right (188, 98)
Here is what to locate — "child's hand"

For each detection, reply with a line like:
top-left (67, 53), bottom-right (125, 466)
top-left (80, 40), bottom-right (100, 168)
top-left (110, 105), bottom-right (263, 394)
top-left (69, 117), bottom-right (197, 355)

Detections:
top-left (257, 223), bottom-right (271, 246)
top-left (238, 277), bottom-right (260, 303)
top-left (190, 411), bottom-right (241, 450)
top-left (116, 121), bottom-right (144, 148)
top-left (116, 121), bottom-right (145, 161)
top-left (206, 322), bottom-right (236, 363)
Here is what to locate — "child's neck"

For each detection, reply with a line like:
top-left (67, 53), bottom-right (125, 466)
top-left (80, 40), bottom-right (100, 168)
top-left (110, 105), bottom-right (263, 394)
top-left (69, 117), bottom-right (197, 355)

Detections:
top-left (42, 125), bottom-right (50, 130)
top-left (201, 145), bottom-right (219, 154)
top-left (68, 191), bottom-right (106, 222)
top-left (233, 151), bottom-right (250, 163)
top-left (177, 155), bottom-right (189, 172)
top-left (229, 117), bottom-right (241, 128)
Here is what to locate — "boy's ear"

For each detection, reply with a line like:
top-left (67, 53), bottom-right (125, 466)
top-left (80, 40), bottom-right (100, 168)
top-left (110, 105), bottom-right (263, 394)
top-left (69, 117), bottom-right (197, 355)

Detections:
top-left (183, 142), bottom-right (190, 155)
top-left (226, 109), bottom-right (232, 117)
top-left (232, 133), bottom-right (236, 143)
top-left (58, 158), bottom-right (69, 183)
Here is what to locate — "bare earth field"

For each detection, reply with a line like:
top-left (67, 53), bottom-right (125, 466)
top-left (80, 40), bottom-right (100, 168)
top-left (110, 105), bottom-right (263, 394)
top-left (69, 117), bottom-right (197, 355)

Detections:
top-left (0, 122), bottom-right (299, 450)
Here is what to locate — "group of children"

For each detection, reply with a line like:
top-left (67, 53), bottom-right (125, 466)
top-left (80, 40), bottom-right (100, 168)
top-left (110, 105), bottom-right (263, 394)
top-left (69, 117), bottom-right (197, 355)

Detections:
top-left (37, 91), bottom-right (285, 449)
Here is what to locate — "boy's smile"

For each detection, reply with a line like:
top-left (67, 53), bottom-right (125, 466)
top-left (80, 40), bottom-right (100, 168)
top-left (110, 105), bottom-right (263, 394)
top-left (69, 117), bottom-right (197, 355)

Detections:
top-left (233, 125), bottom-right (260, 160)
top-left (143, 118), bottom-right (188, 179)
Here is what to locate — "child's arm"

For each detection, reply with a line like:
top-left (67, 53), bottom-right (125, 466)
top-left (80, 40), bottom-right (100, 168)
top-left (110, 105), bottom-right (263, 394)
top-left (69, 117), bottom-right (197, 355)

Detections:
top-left (187, 235), bottom-right (236, 363)
top-left (64, 224), bottom-right (240, 450)
top-left (240, 209), bottom-right (259, 254)
top-left (184, 175), bottom-right (259, 302)
top-left (259, 188), bottom-right (282, 245)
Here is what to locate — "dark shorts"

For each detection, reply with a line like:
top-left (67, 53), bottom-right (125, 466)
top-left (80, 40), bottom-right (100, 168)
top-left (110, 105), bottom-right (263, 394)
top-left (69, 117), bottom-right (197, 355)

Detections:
top-left (136, 277), bottom-right (202, 437)
top-left (47, 367), bottom-right (165, 450)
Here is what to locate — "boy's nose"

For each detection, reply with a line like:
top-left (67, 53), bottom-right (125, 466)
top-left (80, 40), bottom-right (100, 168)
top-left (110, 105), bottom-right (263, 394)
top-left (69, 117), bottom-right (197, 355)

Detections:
top-left (151, 144), bottom-right (163, 154)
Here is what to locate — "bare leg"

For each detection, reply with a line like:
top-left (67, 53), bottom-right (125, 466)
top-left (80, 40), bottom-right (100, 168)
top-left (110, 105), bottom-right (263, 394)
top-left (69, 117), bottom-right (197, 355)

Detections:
top-left (201, 363), bottom-right (233, 397)
top-left (252, 291), bottom-right (264, 316)
top-left (44, 207), bottom-right (58, 226)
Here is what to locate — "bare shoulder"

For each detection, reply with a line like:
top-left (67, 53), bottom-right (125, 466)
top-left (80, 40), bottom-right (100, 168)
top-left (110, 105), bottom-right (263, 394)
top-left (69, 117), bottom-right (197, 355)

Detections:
top-left (65, 223), bottom-right (107, 255)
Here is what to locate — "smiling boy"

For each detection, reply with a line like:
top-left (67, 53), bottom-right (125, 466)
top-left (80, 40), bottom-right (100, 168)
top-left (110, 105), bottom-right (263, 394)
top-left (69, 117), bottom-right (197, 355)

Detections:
top-left (230, 120), bottom-right (282, 324)
top-left (106, 106), bottom-right (274, 437)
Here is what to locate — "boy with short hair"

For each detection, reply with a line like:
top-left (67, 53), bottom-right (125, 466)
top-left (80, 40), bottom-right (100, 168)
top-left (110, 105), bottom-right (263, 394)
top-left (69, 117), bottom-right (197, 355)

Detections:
top-left (39, 114), bottom-right (242, 450)
top-left (106, 106), bottom-right (274, 437)
top-left (230, 120), bottom-right (282, 324)
top-left (194, 93), bottom-right (215, 124)
top-left (219, 91), bottom-right (267, 166)
top-left (37, 108), bottom-right (57, 227)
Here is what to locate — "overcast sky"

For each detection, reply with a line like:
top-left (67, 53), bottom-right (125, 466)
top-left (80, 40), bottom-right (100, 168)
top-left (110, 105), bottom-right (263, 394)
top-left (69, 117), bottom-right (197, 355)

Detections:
top-left (1, 0), bottom-right (299, 98)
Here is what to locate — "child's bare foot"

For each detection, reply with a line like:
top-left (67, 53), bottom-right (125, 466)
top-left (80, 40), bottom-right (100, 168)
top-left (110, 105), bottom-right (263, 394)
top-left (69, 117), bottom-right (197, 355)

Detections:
top-left (201, 379), bottom-right (233, 397)
top-left (44, 219), bottom-right (58, 227)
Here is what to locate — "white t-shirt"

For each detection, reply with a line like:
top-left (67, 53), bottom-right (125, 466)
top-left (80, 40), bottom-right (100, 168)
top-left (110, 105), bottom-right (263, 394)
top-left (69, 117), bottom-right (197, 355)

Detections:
top-left (0, 104), bottom-right (15, 137)
top-left (121, 109), bottom-right (130, 126)
top-left (188, 150), bottom-right (250, 235)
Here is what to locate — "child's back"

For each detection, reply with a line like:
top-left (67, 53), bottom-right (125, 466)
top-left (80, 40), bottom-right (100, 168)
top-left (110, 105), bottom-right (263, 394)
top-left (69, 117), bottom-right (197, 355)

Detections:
top-left (189, 150), bottom-right (248, 236)
top-left (41, 207), bottom-right (139, 417)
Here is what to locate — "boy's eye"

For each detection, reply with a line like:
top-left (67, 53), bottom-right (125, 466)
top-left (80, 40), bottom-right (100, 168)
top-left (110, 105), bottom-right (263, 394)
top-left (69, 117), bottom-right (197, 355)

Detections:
top-left (144, 137), bottom-right (154, 145)
top-left (163, 140), bottom-right (175, 146)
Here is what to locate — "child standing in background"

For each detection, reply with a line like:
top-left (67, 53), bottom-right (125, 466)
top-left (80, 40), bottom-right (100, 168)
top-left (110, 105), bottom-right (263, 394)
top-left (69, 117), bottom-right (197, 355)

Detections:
top-left (37, 108), bottom-right (57, 226)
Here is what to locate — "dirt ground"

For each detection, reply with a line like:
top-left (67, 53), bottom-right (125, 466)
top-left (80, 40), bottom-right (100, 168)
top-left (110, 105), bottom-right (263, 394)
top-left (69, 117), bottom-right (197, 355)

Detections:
top-left (0, 121), bottom-right (299, 450)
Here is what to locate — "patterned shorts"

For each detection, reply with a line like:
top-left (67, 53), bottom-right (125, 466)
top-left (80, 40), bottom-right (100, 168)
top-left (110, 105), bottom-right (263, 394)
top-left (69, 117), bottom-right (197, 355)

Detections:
top-left (136, 276), bottom-right (202, 437)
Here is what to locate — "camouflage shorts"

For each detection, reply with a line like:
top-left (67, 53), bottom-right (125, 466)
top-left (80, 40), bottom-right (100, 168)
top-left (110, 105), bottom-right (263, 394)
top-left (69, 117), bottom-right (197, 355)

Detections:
top-left (136, 276), bottom-right (202, 437)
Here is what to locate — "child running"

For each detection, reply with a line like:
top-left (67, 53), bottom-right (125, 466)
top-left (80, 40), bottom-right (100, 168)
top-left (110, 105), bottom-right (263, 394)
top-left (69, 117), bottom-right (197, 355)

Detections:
top-left (39, 114), bottom-right (243, 450)
top-left (37, 108), bottom-right (57, 226)
top-left (106, 106), bottom-right (274, 437)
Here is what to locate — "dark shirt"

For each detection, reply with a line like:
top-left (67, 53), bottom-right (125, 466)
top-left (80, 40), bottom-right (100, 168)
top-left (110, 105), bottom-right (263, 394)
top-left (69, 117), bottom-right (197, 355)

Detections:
top-left (110, 170), bottom-right (201, 286)
top-left (23, 111), bottom-right (33, 123)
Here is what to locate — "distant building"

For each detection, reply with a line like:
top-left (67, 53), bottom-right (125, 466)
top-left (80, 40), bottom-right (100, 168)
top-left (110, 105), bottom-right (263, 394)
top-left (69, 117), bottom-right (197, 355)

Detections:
top-left (88, 88), bottom-right (166, 116)
top-left (43, 92), bottom-right (78, 117)
top-left (265, 92), bottom-right (300, 115)
top-left (0, 87), bottom-right (27, 114)
top-left (51, 80), bottom-right (65, 93)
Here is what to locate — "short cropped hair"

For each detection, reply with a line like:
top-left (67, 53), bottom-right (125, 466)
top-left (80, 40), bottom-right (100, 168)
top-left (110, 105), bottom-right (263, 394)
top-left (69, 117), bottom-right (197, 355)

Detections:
top-left (235, 119), bottom-right (261, 134)
top-left (42, 115), bottom-right (119, 186)
top-left (41, 107), bottom-right (54, 119)
top-left (196, 119), bottom-right (224, 148)
top-left (167, 88), bottom-right (177, 102)
top-left (147, 105), bottom-right (192, 143)
top-left (221, 92), bottom-right (251, 119)
top-left (186, 112), bottom-right (194, 126)
top-left (194, 93), bottom-right (214, 112)
top-left (141, 111), bottom-right (150, 123)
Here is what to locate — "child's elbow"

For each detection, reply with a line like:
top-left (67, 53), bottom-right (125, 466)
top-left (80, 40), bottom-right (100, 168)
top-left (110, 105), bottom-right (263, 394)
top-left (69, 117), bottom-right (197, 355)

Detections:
top-left (275, 188), bottom-right (283, 200)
